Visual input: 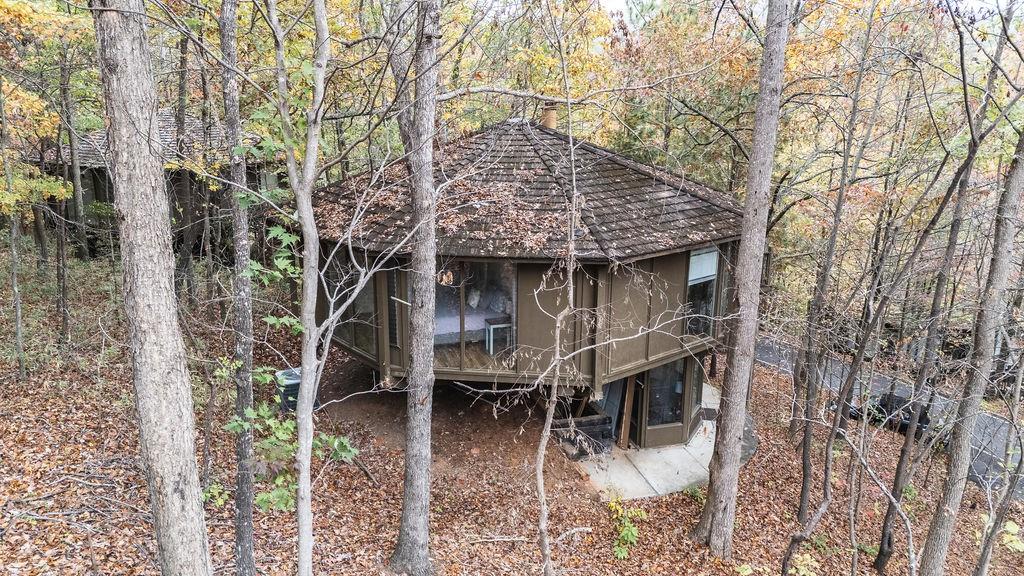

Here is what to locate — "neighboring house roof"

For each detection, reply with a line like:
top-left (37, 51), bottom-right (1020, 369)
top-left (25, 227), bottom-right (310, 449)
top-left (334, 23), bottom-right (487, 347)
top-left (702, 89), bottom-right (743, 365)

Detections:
top-left (42, 109), bottom-right (252, 170)
top-left (314, 119), bottom-right (743, 262)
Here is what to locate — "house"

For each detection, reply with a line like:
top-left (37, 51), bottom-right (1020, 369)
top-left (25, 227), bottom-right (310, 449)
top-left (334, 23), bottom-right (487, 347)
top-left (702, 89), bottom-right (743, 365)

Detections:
top-left (312, 116), bottom-right (743, 449)
top-left (39, 110), bottom-right (276, 250)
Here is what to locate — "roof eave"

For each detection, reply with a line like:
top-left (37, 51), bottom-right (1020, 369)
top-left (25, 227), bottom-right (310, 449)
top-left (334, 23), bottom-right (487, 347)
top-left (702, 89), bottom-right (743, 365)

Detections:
top-left (611, 235), bottom-right (741, 265)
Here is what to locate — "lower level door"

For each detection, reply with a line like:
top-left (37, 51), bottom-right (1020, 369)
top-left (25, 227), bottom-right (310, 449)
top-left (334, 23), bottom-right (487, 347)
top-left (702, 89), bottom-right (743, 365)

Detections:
top-left (642, 359), bottom-right (688, 447)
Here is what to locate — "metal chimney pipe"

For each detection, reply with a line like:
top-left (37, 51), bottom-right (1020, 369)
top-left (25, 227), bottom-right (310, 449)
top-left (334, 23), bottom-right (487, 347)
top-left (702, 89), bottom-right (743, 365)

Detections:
top-left (540, 103), bottom-right (557, 129)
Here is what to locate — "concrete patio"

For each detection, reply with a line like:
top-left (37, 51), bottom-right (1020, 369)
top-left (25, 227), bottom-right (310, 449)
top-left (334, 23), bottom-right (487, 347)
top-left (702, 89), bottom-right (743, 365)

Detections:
top-left (575, 383), bottom-right (758, 500)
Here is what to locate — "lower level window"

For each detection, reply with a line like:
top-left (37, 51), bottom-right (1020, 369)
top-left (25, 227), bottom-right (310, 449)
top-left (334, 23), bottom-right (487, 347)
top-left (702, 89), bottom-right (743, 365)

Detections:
top-left (323, 255), bottom-right (377, 358)
top-left (350, 281), bottom-right (376, 356)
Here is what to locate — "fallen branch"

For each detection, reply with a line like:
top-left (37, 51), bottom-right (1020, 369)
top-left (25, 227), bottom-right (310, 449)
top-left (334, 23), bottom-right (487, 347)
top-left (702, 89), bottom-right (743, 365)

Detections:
top-left (353, 456), bottom-right (380, 488)
top-left (467, 534), bottom-right (529, 545)
top-left (554, 526), bottom-right (592, 545)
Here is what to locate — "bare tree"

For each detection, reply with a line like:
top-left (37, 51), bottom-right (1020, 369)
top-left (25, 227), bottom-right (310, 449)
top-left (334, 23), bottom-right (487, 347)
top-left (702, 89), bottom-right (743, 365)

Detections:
top-left (90, 0), bottom-right (212, 573)
top-left (218, 0), bottom-right (255, 572)
top-left (29, 203), bottom-right (48, 273)
top-left (1, 78), bottom-right (26, 381)
top-left (795, 0), bottom-right (884, 521)
top-left (173, 22), bottom-right (197, 299)
top-left (691, 0), bottom-right (790, 558)
top-left (974, 363), bottom-right (1023, 576)
top-left (58, 36), bottom-right (88, 258)
top-left (874, 4), bottom-right (1016, 567)
top-left (260, 0), bottom-right (332, 571)
top-left (385, 0), bottom-right (442, 572)
top-left (920, 129), bottom-right (1024, 576)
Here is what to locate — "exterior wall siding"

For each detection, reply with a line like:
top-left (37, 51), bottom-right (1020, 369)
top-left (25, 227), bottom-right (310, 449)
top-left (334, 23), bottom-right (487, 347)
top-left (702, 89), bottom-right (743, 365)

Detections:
top-left (322, 244), bottom-right (733, 389)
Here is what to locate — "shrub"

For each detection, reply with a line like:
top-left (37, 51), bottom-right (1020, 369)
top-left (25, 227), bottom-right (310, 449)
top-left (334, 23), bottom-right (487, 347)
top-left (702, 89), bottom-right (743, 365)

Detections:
top-left (225, 401), bottom-right (357, 512)
top-left (608, 497), bottom-right (647, 560)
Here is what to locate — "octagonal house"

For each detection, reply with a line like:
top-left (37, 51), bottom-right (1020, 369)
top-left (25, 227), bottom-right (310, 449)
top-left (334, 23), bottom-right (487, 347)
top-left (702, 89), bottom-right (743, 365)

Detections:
top-left (313, 117), bottom-right (743, 448)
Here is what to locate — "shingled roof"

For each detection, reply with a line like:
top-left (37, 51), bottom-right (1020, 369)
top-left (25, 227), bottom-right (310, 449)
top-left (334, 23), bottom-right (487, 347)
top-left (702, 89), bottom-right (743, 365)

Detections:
top-left (42, 109), bottom-right (242, 169)
top-left (313, 120), bottom-right (743, 262)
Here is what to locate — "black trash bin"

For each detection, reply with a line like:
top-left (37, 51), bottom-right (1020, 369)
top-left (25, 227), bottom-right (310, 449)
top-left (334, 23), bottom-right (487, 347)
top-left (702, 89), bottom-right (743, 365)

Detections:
top-left (276, 368), bottom-right (301, 412)
top-left (275, 368), bottom-right (323, 412)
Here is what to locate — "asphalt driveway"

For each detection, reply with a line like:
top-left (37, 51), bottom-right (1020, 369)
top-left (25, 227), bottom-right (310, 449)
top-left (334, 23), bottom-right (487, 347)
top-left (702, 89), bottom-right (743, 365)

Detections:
top-left (754, 339), bottom-right (1023, 498)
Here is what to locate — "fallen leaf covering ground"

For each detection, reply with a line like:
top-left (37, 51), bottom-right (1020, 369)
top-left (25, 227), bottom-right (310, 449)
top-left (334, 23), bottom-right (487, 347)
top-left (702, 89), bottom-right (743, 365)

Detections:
top-left (1, 254), bottom-right (1021, 575)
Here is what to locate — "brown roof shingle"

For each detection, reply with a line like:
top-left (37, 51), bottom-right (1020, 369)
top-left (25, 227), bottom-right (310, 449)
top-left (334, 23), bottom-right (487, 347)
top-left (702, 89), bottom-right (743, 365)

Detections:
top-left (314, 120), bottom-right (743, 262)
top-left (44, 109), bottom-right (248, 169)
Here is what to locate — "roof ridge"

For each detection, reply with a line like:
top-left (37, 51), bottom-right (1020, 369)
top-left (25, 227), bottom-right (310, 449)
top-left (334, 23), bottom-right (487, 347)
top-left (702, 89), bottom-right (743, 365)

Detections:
top-left (520, 122), bottom-right (613, 260)
top-left (533, 124), bottom-right (743, 216)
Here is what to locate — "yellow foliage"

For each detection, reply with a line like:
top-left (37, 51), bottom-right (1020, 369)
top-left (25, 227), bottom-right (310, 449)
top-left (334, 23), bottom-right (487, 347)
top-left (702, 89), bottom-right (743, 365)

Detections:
top-left (0, 0), bottom-right (90, 59)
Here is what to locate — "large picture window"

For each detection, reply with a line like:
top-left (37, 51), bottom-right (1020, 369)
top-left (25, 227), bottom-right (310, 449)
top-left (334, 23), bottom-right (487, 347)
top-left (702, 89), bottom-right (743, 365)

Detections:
top-left (432, 261), bottom-right (517, 370)
top-left (686, 248), bottom-right (718, 337)
top-left (387, 268), bottom-right (401, 350)
top-left (463, 261), bottom-right (516, 369)
top-left (350, 281), bottom-right (376, 356)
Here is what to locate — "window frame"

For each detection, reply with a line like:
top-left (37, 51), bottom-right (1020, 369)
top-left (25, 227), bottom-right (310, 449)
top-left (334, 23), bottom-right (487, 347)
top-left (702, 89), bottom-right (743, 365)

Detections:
top-left (685, 247), bottom-right (719, 337)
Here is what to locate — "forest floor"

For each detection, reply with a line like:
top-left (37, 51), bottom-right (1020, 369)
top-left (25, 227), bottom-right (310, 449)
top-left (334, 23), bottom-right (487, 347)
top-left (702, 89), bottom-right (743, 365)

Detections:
top-left (1, 253), bottom-right (1023, 575)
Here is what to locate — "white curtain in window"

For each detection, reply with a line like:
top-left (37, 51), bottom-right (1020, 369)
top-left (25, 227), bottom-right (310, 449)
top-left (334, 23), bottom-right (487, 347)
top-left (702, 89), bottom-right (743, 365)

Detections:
top-left (688, 249), bottom-right (718, 284)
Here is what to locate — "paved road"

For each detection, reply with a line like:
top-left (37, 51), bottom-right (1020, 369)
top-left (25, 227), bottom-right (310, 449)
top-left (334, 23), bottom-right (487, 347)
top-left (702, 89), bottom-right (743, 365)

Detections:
top-left (754, 339), bottom-right (1023, 499)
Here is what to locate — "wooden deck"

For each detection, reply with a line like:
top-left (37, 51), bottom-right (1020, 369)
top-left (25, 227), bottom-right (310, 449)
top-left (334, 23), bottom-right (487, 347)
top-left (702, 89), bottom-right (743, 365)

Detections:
top-left (434, 341), bottom-right (516, 371)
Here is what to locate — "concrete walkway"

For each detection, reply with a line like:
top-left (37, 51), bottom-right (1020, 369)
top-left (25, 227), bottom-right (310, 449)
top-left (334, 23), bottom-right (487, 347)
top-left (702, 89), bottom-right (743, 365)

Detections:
top-left (576, 384), bottom-right (758, 500)
top-left (578, 421), bottom-right (718, 500)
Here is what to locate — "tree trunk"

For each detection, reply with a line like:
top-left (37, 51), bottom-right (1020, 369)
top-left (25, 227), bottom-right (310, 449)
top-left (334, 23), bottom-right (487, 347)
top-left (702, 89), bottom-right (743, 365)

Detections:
top-left (386, 0), bottom-right (441, 573)
top-left (972, 352), bottom-right (1024, 576)
top-left (30, 204), bottom-right (49, 274)
top-left (173, 30), bottom-right (197, 300)
top-left (535, 378), bottom-right (560, 576)
top-left (90, 1), bottom-right (213, 574)
top-left (59, 43), bottom-right (89, 259)
top-left (691, 0), bottom-right (789, 558)
top-left (261, 0), bottom-right (331, 571)
top-left (796, 0), bottom-right (880, 522)
top-left (218, 0), bottom-right (255, 571)
top-left (1, 79), bottom-right (26, 381)
top-left (874, 175), bottom-right (966, 574)
top-left (56, 127), bottom-right (71, 348)
top-left (56, 200), bottom-right (70, 348)
top-left (919, 131), bottom-right (1024, 576)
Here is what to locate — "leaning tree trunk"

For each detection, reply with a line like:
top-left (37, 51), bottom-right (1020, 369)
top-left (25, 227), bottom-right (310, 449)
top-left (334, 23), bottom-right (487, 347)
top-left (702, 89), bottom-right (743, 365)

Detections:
top-left (91, 1), bottom-right (213, 574)
top-left (692, 0), bottom-right (790, 559)
top-left (874, 174), bottom-right (967, 573)
top-left (919, 131), bottom-right (1024, 576)
top-left (386, 0), bottom-right (441, 573)
top-left (218, 0), bottom-right (255, 572)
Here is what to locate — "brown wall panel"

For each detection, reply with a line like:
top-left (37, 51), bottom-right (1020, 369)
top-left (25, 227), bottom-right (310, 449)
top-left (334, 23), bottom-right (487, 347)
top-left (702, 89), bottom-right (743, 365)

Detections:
top-left (649, 252), bottom-right (687, 358)
top-left (607, 261), bottom-right (652, 373)
top-left (516, 263), bottom-right (574, 374)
